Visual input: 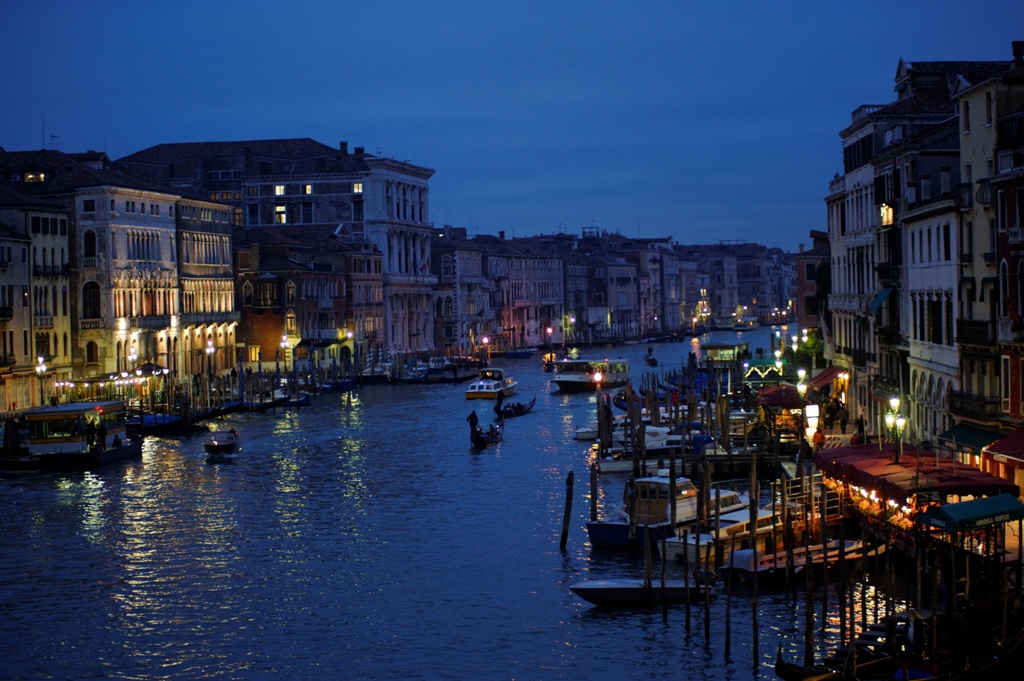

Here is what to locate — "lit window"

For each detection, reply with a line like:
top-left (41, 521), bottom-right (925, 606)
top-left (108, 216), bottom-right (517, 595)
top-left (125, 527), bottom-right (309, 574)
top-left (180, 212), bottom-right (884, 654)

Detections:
top-left (25, 172), bottom-right (45, 183)
top-left (274, 185), bottom-right (285, 196)
top-left (303, 184), bottom-right (312, 195)
top-left (353, 183), bottom-right (363, 194)
top-left (880, 203), bottom-right (894, 226)
top-left (275, 205), bottom-right (287, 224)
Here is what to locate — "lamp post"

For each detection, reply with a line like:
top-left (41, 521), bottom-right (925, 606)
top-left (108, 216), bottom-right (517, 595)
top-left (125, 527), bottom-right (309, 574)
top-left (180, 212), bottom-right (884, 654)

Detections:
top-left (35, 355), bottom-right (46, 406)
top-left (884, 395), bottom-right (905, 465)
top-left (206, 340), bottom-right (215, 406)
top-left (546, 326), bottom-right (553, 349)
top-left (797, 372), bottom-right (808, 441)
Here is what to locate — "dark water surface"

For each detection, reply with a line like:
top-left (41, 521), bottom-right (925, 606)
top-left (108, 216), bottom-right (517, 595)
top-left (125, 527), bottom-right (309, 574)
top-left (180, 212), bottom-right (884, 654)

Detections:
top-left (3, 330), bottom-right (870, 680)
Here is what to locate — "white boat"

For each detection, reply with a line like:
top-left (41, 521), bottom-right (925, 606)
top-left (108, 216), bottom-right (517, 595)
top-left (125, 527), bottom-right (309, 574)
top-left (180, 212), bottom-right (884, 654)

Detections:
top-left (464, 367), bottom-right (518, 400)
top-left (719, 538), bottom-right (865, 585)
top-left (659, 507), bottom-right (782, 566)
top-left (553, 358), bottom-right (630, 392)
top-left (17, 400), bottom-right (142, 471)
top-left (586, 470), bottom-right (749, 549)
top-left (204, 428), bottom-right (240, 462)
top-left (569, 577), bottom-right (713, 606)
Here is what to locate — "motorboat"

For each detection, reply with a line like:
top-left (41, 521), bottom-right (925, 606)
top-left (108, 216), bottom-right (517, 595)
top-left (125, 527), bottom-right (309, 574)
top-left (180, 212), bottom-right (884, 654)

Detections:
top-left (552, 358), bottom-right (630, 392)
top-left (465, 367), bottom-right (518, 399)
top-left (204, 428), bottom-right (240, 461)
top-left (568, 577), bottom-right (714, 606)
top-left (14, 400), bottom-right (142, 471)
top-left (659, 507), bottom-right (782, 566)
top-left (719, 538), bottom-right (864, 585)
top-left (586, 470), bottom-right (749, 549)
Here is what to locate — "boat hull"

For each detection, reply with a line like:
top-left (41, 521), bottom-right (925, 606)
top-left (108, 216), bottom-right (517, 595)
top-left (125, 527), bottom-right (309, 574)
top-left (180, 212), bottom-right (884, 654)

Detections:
top-left (569, 578), bottom-right (711, 606)
top-left (585, 520), bottom-right (676, 549)
top-left (34, 440), bottom-right (143, 471)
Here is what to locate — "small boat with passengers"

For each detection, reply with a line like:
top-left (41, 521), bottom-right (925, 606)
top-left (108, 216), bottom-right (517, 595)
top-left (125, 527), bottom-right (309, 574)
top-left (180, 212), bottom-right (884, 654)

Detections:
top-left (204, 428), bottom-right (241, 462)
top-left (465, 367), bottom-right (518, 399)
top-left (552, 358), bottom-right (630, 392)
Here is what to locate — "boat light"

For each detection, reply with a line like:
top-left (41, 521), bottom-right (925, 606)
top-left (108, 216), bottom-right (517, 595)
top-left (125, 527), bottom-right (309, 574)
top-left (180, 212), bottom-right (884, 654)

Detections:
top-left (592, 371), bottom-right (603, 383)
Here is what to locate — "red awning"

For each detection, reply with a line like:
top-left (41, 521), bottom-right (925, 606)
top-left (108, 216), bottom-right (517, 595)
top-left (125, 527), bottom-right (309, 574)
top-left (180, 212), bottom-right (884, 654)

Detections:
top-left (807, 366), bottom-right (842, 389)
top-left (812, 443), bottom-right (1019, 502)
top-left (985, 428), bottom-right (1024, 460)
top-left (757, 383), bottom-right (803, 410)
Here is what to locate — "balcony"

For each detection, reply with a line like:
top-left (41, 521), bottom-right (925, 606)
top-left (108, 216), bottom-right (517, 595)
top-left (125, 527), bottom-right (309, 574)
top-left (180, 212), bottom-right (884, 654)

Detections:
top-left (34, 316), bottom-right (53, 329)
top-left (875, 262), bottom-right (900, 287)
top-left (950, 390), bottom-right (1000, 420)
top-left (79, 318), bottom-right (104, 331)
top-left (997, 316), bottom-right (1024, 343)
top-left (956, 318), bottom-right (995, 345)
top-left (1009, 227), bottom-right (1024, 244)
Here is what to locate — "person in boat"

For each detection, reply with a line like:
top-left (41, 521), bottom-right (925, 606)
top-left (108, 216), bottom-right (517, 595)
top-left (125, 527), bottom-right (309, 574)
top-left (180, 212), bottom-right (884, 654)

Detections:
top-left (97, 422), bottom-right (108, 450)
top-left (466, 410), bottom-right (479, 431)
top-left (229, 427), bottom-right (238, 437)
top-left (494, 392), bottom-right (505, 420)
top-left (488, 424), bottom-right (500, 438)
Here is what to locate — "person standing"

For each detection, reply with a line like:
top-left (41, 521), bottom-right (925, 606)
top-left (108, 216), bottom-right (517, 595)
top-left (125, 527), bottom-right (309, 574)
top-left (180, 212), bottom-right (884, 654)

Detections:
top-left (466, 410), bottom-right (479, 431)
top-left (837, 405), bottom-right (849, 434)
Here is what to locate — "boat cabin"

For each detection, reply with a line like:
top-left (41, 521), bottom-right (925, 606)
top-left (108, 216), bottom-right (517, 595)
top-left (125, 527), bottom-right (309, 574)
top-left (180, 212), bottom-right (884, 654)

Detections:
top-left (553, 358), bottom-right (631, 391)
top-left (24, 400), bottom-right (129, 454)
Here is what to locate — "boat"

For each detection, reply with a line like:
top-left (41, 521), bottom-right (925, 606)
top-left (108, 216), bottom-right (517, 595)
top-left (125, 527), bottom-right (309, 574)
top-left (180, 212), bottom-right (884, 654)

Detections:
top-left (718, 538), bottom-right (864, 585)
top-left (500, 395), bottom-right (536, 418)
top-left (14, 400), bottom-right (142, 471)
top-left (470, 421), bottom-right (504, 449)
top-left (586, 471), bottom-right (750, 549)
top-left (205, 430), bottom-right (241, 456)
top-left (659, 507), bottom-right (782, 566)
top-left (568, 577), bottom-right (714, 606)
top-left (465, 367), bottom-right (518, 399)
top-left (552, 358), bottom-right (630, 392)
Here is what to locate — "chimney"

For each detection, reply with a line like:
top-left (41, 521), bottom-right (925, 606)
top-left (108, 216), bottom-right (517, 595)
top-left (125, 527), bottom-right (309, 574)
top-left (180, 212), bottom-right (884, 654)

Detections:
top-left (499, 230), bottom-right (505, 240)
top-left (340, 141), bottom-right (348, 154)
top-left (354, 146), bottom-right (365, 155)
top-left (799, 244), bottom-right (804, 253)
top-left (1013, 41), bottom-right (1024, 70)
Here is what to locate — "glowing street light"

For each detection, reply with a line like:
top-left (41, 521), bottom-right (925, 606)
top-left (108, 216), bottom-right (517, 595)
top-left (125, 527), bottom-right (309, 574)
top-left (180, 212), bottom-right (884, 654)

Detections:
top-left (884, 395), bottom-right (905, 464)
top-left (35, 355), bottom-right (46, 406)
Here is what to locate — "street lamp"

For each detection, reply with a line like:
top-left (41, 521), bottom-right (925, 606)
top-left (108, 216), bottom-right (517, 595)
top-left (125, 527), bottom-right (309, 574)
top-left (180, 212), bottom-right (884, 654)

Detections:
top-left (35, 355), bottom-right (46, 406)
top-left (797, 370), bottom-right (808, 441)
top-left (128, 344), bottom-right (138, 371)
top-left (884, 395), bottom-right (905, 464)
top-left (546, 326), bottom-right (553, 348)
top-left (280, 335), bottom-right (290, 372)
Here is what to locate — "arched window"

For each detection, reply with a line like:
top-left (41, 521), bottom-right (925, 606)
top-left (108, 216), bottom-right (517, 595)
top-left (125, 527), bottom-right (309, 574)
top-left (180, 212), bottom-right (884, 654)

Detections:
top-left (82, 282), bottom-right (101, 319)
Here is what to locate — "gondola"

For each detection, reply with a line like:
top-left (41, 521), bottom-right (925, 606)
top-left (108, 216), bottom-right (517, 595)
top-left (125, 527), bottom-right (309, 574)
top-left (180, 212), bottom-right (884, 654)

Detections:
top-left (470, 421), bottom-right (503, 449)
top-left (501, 395), bottom-right (536, 418)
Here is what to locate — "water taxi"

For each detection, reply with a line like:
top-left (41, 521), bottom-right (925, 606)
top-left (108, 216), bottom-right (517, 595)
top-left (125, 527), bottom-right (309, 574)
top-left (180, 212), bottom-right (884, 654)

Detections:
top-left (18, 400), bottom-right (142, 471)
top-left (464, 367), bottom-right (518, 399)
top-left (552, 358), bottom-right (630, 392)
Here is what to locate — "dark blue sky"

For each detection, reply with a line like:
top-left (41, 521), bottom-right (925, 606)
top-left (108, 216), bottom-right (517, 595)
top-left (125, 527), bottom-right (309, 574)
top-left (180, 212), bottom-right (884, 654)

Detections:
top-left (3, 2), bottom-right (1022, 250)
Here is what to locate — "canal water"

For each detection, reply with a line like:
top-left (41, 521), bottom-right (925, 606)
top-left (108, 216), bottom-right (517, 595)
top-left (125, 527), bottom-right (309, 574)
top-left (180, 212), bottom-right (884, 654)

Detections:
top-left (3, 328), bottom-right (873, 680)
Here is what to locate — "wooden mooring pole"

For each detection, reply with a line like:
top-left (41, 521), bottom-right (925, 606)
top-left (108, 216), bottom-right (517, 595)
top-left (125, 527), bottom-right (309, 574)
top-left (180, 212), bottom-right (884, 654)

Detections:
top-left (559, 470), bottom-right (574, 551)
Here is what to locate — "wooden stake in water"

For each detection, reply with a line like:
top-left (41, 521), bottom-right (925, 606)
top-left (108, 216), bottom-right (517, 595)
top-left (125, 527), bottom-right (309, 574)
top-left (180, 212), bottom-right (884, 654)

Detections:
top-left (559, 470), bottom-right (574, 551)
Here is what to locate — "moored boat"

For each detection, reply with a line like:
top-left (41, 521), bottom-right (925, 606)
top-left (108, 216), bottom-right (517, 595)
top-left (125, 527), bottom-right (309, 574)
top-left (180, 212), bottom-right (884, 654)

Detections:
top-left (16, 400), bottom-right (142, 471)
top-left (568, 577), bottom-right (714, 606)
top-left (465, 367), bottom-right (518, 399)
top-left (552, 358), bottom-right (630, 392)
top-left (586, 470), bottom-right (750, 549)
top-left (719, 538), bottom-right (864, 585)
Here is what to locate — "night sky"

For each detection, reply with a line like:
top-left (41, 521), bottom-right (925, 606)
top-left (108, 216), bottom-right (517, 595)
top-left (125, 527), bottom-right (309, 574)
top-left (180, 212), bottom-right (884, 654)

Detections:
top-left (3, 1), bottom-right (1022, 249)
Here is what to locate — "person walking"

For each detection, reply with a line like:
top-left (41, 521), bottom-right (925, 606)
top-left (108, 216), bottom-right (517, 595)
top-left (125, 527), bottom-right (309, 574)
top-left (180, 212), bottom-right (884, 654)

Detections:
top-left (837, 405), bottom-right (849, 434)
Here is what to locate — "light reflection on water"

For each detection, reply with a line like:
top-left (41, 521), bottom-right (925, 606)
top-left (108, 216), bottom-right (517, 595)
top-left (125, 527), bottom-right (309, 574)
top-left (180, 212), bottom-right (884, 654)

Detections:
top-left (2, 330), bottom-right (909, 680)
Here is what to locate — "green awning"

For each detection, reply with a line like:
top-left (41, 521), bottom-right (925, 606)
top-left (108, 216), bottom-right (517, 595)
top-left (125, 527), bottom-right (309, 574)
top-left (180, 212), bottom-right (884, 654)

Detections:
top-left (938, 423), bottom-right (1006, 453)
top-left (921, 494), bottom-right (1024, 532)
top-left (869, 288), bottom-right (893, 314)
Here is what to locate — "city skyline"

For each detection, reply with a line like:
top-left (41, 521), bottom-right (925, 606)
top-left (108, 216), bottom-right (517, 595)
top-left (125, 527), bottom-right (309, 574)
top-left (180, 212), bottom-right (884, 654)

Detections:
top-left (2, 1), bottom-right (1022, 251)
